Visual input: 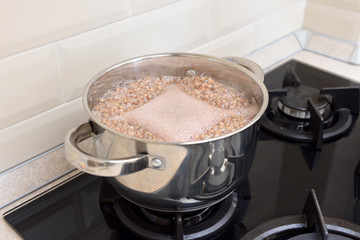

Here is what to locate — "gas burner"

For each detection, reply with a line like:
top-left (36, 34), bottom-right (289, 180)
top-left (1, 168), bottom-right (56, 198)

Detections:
top-left (99, 178), bottom-right (251, 240)
top-left (260, 65), bottom-right (360, 149)
top-left (140, 206), bottom-right (213, 228)
top-left (278, 65), bottom-right (330, 120)
top-left (112, 194), bottom-right (237, 240)
top-left (278, 85), bottom-right (329, 119)
top-left (240, 189), bottom-right (360, 240)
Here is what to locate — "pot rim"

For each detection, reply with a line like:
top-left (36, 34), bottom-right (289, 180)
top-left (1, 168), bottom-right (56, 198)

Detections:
top-left (82, 52), bottom-right (269, 146)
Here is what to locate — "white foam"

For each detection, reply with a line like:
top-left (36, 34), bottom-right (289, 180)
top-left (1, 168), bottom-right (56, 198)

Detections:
top-left (123, 85), bottom-right (238, 142)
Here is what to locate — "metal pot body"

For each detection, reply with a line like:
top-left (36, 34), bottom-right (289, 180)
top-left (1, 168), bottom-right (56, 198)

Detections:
top-left (101, 119), bottom-right (258, 212)
top-left (64, 53), bottom-right (268, 212)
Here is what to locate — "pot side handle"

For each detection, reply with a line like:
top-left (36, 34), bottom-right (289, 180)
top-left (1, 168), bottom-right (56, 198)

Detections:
top-left (224, 57), bottom-right (264, 82)
top-left (64, 122), bottom-right (165, 177)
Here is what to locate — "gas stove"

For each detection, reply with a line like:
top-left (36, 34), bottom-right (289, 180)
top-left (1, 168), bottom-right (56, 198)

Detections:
top-left (3, 60), bottom-right (360, 240)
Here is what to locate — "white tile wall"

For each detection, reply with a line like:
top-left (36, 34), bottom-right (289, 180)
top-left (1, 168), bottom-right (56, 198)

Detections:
top-left (0, 0), bottom-right (132, 59)
top-left (0, 98), bottom-right (87, 172)
top-left (0, 0), bottom-right (359, 173)
top-left (0, 45), bottom-right (63, 130)
top-left (192, 1), bottom-right (306, 57)
top-left (309, 0), bottom-right (360, 13)
top-left (132, 0), bottom-right (180, 15)
top-left (212, 0), bottom-right (304, 38)
top-left (304, 1), bottom-right (360, 43)
top-left (58, 0), bottom-right (212, 101)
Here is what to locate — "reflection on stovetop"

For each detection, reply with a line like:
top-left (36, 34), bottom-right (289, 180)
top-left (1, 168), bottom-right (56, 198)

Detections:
top-left (3, 60), bottom-right (360, 240)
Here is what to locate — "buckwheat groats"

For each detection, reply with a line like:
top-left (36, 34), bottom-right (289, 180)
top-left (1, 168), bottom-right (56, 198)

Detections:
top-left (92, 75), bottom-right (259, 142)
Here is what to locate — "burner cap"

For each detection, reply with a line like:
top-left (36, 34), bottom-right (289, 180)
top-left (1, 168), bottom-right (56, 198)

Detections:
top-left (278, 86), bottom-right (328, 119)
top-left (289, 233), bottom-right (352, 240)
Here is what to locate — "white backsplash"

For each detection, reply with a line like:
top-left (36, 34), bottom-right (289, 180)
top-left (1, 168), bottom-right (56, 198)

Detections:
top-left (304, 0), bottom-right (360, 43)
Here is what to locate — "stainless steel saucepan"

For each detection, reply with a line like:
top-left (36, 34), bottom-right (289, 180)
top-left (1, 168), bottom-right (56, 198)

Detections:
top-left (64, 53), bottom-right (268, 212)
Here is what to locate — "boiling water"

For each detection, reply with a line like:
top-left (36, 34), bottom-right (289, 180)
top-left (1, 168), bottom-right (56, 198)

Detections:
top-left (92, 76), bottom-right (260, 142)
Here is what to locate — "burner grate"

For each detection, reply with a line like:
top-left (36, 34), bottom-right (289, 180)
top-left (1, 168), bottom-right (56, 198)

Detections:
top-left (260, 64), bottom-right (360, 150)
top-left (240, 189), bottom-right (360, 240)
top-left (99, 178), bottom-right (251, 240)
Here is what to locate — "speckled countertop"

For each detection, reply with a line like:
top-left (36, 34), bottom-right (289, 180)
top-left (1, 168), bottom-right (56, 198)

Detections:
top-left (1, 31), bottom-right (359, 240)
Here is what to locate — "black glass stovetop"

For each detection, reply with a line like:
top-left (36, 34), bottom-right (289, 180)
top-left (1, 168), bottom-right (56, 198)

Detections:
top-left (3, 60), bottom-right (360, 239)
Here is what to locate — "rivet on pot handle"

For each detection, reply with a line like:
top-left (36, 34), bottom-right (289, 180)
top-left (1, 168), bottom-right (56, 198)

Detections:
top-left (224, 57), bottom-right (264, 82)
top-left (64, 122), bottom-right (165, 177)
